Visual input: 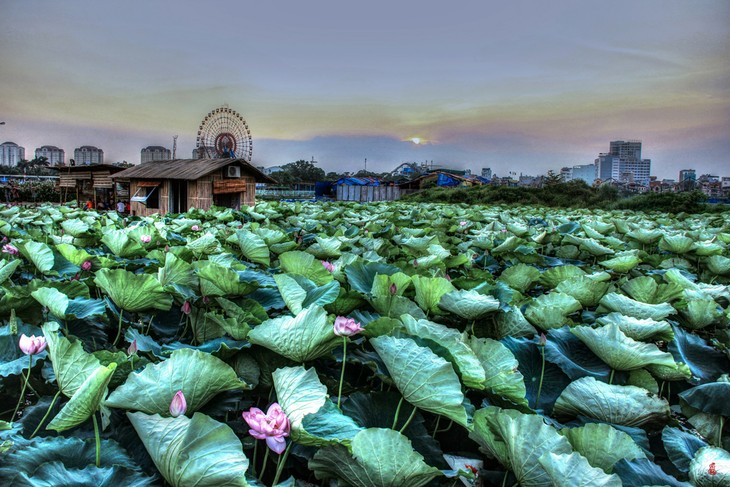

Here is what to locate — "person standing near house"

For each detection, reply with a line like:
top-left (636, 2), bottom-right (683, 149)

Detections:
top-left (116, 200), bottom-right (125, 214)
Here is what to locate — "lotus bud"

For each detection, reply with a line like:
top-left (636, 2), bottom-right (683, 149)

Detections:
top-left (538, 332), bottom-right (547, 346)
top-left (333, 316), bottom-right (364, 337)
top-left (191, 224), bottom-right (200, 231)
top-left (140, 234), bottom-right (152, 244)
top-left (413, 258), bottom-right (419, 267)
top-left (389, 283), bottom-right (397, 295)
top-left (202, 295), bottom-right (210, 305)
top-left (460, 221), bottom-right (467, 227)
top-left (321, 260), bottom-right (335, 273)
top-left (127, 339), bottom-right (138, 356)
top-left (19, 334), bottom-right (47, 355)
top-left (2, 243), bottom-right (18, 255)
top-left (81, 260), bottom-right (92, 271)
top-left (165, 245), bottom-right (170, 252)
top-left (181, 301), bottom-right (192, 315)
top-left (169, 390), bottom-right (187, 417)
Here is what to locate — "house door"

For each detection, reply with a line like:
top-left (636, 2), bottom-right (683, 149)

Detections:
top-left (169, 180), bottom-right (188, 213)
top-left (214, 192), bottom-right (240, 210)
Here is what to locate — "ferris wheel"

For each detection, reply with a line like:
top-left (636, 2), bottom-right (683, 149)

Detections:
top-left (194, 106), bottom-right (253, 161)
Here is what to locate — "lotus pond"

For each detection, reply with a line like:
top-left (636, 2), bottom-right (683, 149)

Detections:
top-left (0, 201), bottom-right (729, 486)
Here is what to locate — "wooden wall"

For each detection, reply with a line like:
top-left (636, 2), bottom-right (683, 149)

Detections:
top-left (337, 185), bottom-right (401, 202)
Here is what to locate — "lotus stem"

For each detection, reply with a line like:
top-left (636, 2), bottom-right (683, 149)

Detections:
top-left (399, 406), bottom-right (417, 434)
top-left (608, 368), bottom-right (615, 385)
top-left (29, 389), bottom-right (62, 439)
top-left (272, 442), bottom-right (292, 486)
top-left (501, 470), bottom-right (509, 487)
top-left (718, 416), bottom-right (724, 448)
top-left (659, 380), bottom-right (665, 398)
top-left (337, 336), bottom-right (347, 410)
top-left (112, 308), bottom-right (123, 348)
top-left (432, 416), bottom-right (441, 438)
top-left (92, 411), bottom-right (101, 467)
top-left (470, 320), bottom-right (476, 336)
top-left (392, 396), bottom-right (405, 430)
top-left (251, 440), bottom-right (258, 477)
top-left (258, 446), bottom-right (270, 483)
top-left (535, 343), bottom-right (546, 410)
top-left (11, 354), bottom-right (33, 421)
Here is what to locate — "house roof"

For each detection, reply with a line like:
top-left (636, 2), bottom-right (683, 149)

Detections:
top-left (112, 158), bottom-right (278, 183)
top-left (50, 163), bottom-right (127, 173)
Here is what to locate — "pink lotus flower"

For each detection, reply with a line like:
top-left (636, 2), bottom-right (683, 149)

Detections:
top-left (181, 301), bottom-right (192, 315)
top-left (242, 403), bottom-right (290, 454)
top-left (191, 225), bottom-right (200, 231)
top-left (19, 334), bottom-right (47, 355)
top-left (321, 260), bottom-right (335, 273)
top-left (2, 243), bottom-right (18, 255)
top-left (389, 283), bottom-right (398, 295)
top-left (81, 260), bottom-right (92, 271)
top-left (169, 390), bottom-right (187, 417)
top-left (333, 316), bottom-right (364, 337)
top-left (140, 234), bottom-right (152, 244)
top-left (459, 221), bottom-right (467, 227)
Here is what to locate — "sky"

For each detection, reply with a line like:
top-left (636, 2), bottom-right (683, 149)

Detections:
top-left (0, 0), bottom-right (728, 179)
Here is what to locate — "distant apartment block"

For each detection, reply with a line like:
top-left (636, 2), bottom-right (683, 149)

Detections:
top-left (561, 163), bottom-right (596, 185)
top-left (74, 146), bottom-right (103, 165)
top-left (0, 141), bottom-right (25, 167)
top-left (141, 145), bottom-right (172, 163)
top-left (35, 145), bottom-right (65, 165)
top-left (679, 169), bottom-right (696, 182)
top-left (481, 167), bottom-right (492, 179)
top-left (595, 140), bottom-right (651, 185)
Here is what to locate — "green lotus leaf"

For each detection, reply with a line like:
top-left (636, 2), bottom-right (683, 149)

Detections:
top-left (396, 234), bottom-right (437, 253)
top-left (411, 275), bottom-right (455, 315)
top-left (0, 258), bottom-right (20, 285)
top-left (525, 292), bottom-right (582, 330)
top-left (626, 228), bottom-right (664, 245)
top-left (494, 305), bottom-right (538, 339)
top-left (230, 229), bottom-right (270, 266)
top-left (370, 335), bottom-right (469, 427)
top-left (689, 446), bottom-right (730, 487)
top-left (247, 305), bottom-right (340, 362)
top-left (539, 265), bottom-right (586, 289)
top-left (562, 423), bottom-right (646, 473)
top-left (274, 273), bottom-right (340, 315)
top-left (554, 377), bottom-right (671, 429)
top-left (271, 365), bottom-right (329, 442)
top-left (94, 268), bottom-right (172, 312)
top-left (438, 289), bottom-right (500, 320)
top-left (59, 218), bottom-right (93, 237)
top-left (31, 287), bottom-right (106, 320)
top-left (498, 263), bottom-right (541, 293)
top-left (19, 241), bottom-right (55, 273)
top-left (679, 382), bottom-right (730, 416)
top-left (194, 261), bottom-right (256, 297)
top-left (469, 407), bottom-right (572, 486)
top-left (621, 276), bottom-right (684, 304)
top-left (105, 348), bottom-right (245, 414)
top-left (306, 235), bottom-right (343, 259)
top-left (598, 292), bottom-right (676, 320)
top-left (706, 255), bottom-right (730, 276)
top-left (55, 243), bottom-right (97, 269)
top-left (127, 412), bottom-right (249, 487)
top-left (646, 361), bottom-right (693, 382)
top-left (100, 229), bottom-right (146, 258)
top-left (600, 250), bottom-right (641, 273)
top-left (42, 324), bottom-right (102, 397)
top-left (467, 335), bottom-right (528, 407)
top-left (47, 362), bottom-right (116, 432)
top-left (343, 261), bottom-right (400, 295)
top-left (309, 428), bottom-right (442, 487)
top-left (679, 290), bottom-right (724, 330)
top-left (693, 240), bottom-right (724, 256)
top-left (659, 234), bottom-right (695, 254)
top-left (579, 237), bottom-right (615, 256)
top-left (371, 272), bottom-right (412, 297)
top-left (298, 401), bottom-right (364, 447)
top-left (400, 315), bottom-right (486, 389)
top-left (596, 312), bottom-right (674, 342)
top-left (279, 250), bottom-right (333, 286)
top-left (555, 275), bottom-right (610, 307)
top-left (571, 323), bottom-right (677, 371)
top-left (492, 235), bottom-right (523, 254)
top-left (538, 451), bottom-right (622, 487)
top-left (185, 232), bottom-right (221, 255)
top-left (662, 426), bottom-right (709, 474)
top-left (666, 325), bottom-right (728, 385)
top-left (157, 252), bottom-right (198, 289)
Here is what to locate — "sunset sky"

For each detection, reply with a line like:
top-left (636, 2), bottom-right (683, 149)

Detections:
top-left (1, 0), bottom-right (728, 179)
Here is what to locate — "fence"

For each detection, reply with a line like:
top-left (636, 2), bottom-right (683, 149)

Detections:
top-left (336, 185), bottom-right (401, 202)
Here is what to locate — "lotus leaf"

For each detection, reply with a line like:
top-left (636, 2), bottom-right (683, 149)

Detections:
top-left (596, 312), bottom-right (674, 342)
top-left (555, 275), bottom-right (610, 307)
top-left (100, 229), bottom-right (146, 258)
top-left (494, 305), bottom-right (538, 338)
top-left (679, 290), bottom-right (724, 330)
top-left (660, 234), bottom-right (695, 254)
top-left (370, 335), bottom-right (470, 427)
top-left (344, 261), bottom-right (400, 295)
top-left (31, 287), bottom-right (106, 320)
top-left (662, 426), bottom-right (708, 473)
top-left (47, 363), bottom-right (116, 432)
top-left (274, 273), bottom-right (340, 315)
top-left (679, 382), bottom-right (730, 417)
top-left (554, 377), bottom-right (671, 429)
top-left (598, 292), bottom-right (676, 320)
top-left (706, 255), bottom-right (730, 275)
top-left (19, 241), bottom-right (55, 274)
top-left (195, 261), bottom-right (257, 297)
top-left (689, 446), bottom-right (730, 487)
top-left (0, 258), bottom-right (20, 285)
top-left (667, 325), bottom-right (729, 385)
top-left (271, 365), bottom-right (328, 439)
top-left (279, 250), bottom-right (333, 286)
top-left (467, 335), bottom-right (528, 407)
top-left (411, 275), bottom-right (455, 315)
top-left (543, 326), bottom-right (613, 381)
top-left (562, 423), bottom-right (646, 473)
top-left (600, 250), bottom-right (642, 273)
top-left (538, 451), bottom-right (622, 486)
top-left (127, 412), bottom-right (249, 487)
top-left (613, 457), bottom-right (691, 487)
top-left (94, 269), bottom-right (172, 312)
top-left (157, 252), bottom-right (198, 289)
top-left (105, 348), bottom-right (244, 414)
top-left (43, 324), bottom-right (103, 397)
top-left (525, 292), bottom-right (582, 330)
top-left (498, 263), bottom-right (541, 293)
top-left (230, 229), bottom-right (270, 266)
top-left (540, 265), bottom-right (586, 289)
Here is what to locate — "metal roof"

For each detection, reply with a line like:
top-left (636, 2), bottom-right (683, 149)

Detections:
top-left (112, 158), bottom-right (278, 183)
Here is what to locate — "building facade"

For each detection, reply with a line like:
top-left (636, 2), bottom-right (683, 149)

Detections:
top-left (1, 141), bottom-right (25, 167)
top-left (594, 140), bottom-right (651, 185)
top-left (35, 145), bottom-right (65, 165)
top-left (74, 146), bottom-right (104, 165)
top-left (561, 163), bottom-right (596, 185)
top-left (141, 146), bottom-right (172, 163)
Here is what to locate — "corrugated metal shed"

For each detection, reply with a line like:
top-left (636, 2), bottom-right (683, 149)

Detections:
top-left (113, 158), bottom-right (277, 184)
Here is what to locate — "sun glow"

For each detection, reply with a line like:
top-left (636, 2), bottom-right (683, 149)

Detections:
top-left (411, 137), bottom-right (421, 144)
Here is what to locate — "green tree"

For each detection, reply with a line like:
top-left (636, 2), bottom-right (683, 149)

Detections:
top-left (280, 159), bottom-right (325, 182)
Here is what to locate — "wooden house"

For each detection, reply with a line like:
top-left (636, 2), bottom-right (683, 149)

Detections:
top-left (112, 158), bottom-right (277, 216)
top-left (53, 164), bottom-right (127, 207)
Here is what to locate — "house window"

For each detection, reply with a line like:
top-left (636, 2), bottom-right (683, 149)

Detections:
top-left (130, 184), bottom-right (160, 208)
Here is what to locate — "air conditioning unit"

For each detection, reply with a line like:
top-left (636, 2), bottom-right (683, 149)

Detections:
top-left (226, 166), bottom-right (241, 178)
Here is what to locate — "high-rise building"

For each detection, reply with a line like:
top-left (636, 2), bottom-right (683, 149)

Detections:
top-left (562, 163), bottom-right (596, 185)
top-left (0, 141), bottom-right (25, 167)
top-left (35, 145), bottom-right (65, 165)
top-left (141, 146), bottom-right (172, 163)
top-left (481, 167), bottom-right (492, 179)
top-left (595, 140), bottom-right (651, 185)
top-left (74, 146), bottom-right (104, 165)
top-left (679, 169), bottom-right (696, 182)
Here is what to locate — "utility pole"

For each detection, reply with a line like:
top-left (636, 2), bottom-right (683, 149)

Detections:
top-left (364, 158), bottom-right (367, 173)
top-left (172, 135), bottom-right (178, 159)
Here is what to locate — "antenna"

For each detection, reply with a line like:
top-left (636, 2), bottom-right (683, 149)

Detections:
top-left (172, 135), bottom-right (178, 159)
top-left (364, 158), bottom-right (367, 173)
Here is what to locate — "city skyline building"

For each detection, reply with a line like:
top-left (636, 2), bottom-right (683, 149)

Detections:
top-left (0, 141), bottom-right (25, 167)
top-left (594, 140), bottom-right (651, 185)
top-left (35, 145), bottom-right (65, 165)
top-left (73, 145), bottom-right (104, 165)
top-left (141, 145), bottom-right (172, 163)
